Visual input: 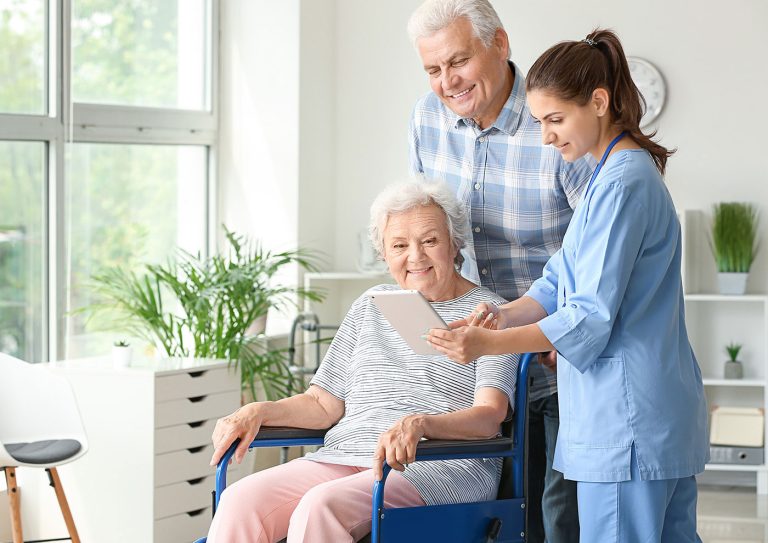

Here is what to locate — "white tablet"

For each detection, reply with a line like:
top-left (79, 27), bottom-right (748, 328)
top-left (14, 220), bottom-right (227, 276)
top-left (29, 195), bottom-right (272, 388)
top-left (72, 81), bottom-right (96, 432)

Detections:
top-left (369, 290), bottom-right (448, 356)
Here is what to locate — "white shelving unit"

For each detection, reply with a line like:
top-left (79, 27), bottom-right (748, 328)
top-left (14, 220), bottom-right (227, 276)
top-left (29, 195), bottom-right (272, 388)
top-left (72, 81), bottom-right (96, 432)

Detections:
top-left (299, 272), bottom-right (394, 369)
top-left (681, 209), bottom-right (768, 494)
top-left (303, 271), bottom-right (393, 327)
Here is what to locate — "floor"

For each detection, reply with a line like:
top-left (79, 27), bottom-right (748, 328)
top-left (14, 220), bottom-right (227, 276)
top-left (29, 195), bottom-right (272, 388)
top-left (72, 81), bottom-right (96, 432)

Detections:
top-left (698, 485), bottom-right (768, 542)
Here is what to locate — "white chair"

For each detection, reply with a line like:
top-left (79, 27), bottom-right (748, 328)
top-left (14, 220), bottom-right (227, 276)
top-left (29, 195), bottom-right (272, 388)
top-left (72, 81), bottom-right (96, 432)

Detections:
top-left (0, 353), bottom-right (88, 543)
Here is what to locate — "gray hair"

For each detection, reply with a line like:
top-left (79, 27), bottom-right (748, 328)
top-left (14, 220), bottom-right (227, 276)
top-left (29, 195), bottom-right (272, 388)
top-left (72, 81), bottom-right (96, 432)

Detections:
top-left (369, 180), bottom-right (470, 268)
top-left (407, 0), bottom-right (508, 57)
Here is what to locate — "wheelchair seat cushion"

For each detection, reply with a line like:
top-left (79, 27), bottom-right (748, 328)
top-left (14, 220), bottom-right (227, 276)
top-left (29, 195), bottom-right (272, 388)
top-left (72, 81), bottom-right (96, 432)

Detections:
top-left (5, 439), bottom-right (82, 465)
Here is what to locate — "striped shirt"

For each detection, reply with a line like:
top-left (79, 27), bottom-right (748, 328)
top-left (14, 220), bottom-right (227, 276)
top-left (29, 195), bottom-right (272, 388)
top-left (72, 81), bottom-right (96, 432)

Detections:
top-left (306, 284), bottom-right (518, 506)
top-left (408, 62), bottom-right (595, 400)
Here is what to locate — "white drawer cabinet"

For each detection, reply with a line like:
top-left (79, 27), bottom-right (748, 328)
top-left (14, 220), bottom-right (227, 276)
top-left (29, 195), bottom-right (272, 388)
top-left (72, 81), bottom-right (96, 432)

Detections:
top-left (48, 357), bottom-right (241, 543)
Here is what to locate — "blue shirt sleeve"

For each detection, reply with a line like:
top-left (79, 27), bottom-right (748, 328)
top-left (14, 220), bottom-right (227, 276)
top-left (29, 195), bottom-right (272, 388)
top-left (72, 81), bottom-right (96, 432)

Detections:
top-left (525, 247), bottom-right (562, 316)
top-left (536, 182), bottom-right (648, 373)
top-left (408, 109), bottom-right (424, 175)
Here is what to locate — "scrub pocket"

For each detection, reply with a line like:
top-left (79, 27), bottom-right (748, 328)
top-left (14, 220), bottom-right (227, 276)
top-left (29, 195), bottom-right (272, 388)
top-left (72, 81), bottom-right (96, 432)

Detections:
top-left (569, 356), bottom-right (632, 448)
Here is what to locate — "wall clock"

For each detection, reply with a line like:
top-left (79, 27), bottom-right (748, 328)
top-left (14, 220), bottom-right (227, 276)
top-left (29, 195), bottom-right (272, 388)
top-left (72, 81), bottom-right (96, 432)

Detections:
top-left (627, 56), bottom-right (666, 128)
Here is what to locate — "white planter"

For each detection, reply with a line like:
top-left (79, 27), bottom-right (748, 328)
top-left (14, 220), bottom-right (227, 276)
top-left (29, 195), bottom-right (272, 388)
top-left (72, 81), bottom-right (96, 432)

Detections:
top-left (111, 345), bottom-right (133, 368)
top-left (717, 273), bottom-right (748, 295)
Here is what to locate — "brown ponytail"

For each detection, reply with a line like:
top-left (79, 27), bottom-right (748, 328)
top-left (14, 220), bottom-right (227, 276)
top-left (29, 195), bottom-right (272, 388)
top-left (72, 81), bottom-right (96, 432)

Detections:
top-left (526, 28), bottom-right (674, 175)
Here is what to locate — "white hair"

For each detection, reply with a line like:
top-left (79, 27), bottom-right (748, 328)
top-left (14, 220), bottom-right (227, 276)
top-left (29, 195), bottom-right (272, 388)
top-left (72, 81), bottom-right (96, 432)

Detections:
top-left (407, 0), bottom-right (508, 58)
top-left (368, 180), bottom-right (470, 268)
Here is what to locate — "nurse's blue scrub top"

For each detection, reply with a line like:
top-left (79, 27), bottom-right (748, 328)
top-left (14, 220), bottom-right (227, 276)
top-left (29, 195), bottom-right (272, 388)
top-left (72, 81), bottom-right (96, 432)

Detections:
top-left (526, 149), bottom-right (709, 483)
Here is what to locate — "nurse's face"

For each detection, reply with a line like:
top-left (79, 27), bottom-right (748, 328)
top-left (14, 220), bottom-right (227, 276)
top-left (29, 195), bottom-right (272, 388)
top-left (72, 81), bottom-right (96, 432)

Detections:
top-left (382, 204), bottom-right (460, 302)
top-left (527, 89), bottom-right (604, 162)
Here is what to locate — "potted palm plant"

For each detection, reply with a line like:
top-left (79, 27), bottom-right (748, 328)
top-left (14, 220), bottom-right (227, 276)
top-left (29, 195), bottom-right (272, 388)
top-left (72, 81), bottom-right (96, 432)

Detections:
top-left (711, 202), bottom-right (759, 295)
top-left (79, 227), bottom-right (323, 400)
top-left (724, 342), bottom-right (744, 379)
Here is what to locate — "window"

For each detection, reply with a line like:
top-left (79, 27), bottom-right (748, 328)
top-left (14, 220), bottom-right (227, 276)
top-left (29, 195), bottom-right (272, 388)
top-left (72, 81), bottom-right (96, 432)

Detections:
top-left (0, 141), bottom-right (45, 360)
top-left (66, 143), bottom-right (207, 357)
top-left (0, 0), bottom-right (47, 114)
top-left (0, 0), bottom-right (217, 361)
top-left (72, 0), bottom-right (210, 110)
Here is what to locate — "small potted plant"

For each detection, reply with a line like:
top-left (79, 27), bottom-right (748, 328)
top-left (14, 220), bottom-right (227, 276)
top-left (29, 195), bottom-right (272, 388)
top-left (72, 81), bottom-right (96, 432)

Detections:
top-left (112, 339), bottom-right (133, 368)
top-left (711, 202), bottom-right (759, 295)
top-left (724, 342), bottom-right (743, 379)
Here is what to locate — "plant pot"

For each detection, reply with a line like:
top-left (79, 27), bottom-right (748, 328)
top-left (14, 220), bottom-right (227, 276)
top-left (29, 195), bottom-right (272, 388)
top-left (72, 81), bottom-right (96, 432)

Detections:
top-left (724, 359), bottom-right (743, 379)
top-left (112, 345), bottom-right (133, 368)
top-left (717, 273), bottom-right (748, 295)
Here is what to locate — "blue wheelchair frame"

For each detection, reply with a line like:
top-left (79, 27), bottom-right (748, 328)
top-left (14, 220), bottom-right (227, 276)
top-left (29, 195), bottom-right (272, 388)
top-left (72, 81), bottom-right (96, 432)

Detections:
top-left (195, 352), bottom-right (532, 543)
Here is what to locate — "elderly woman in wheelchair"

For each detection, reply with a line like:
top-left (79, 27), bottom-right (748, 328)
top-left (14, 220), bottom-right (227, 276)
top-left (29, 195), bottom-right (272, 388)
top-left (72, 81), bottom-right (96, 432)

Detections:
top-left (205, 181), bottom-right (519, 543)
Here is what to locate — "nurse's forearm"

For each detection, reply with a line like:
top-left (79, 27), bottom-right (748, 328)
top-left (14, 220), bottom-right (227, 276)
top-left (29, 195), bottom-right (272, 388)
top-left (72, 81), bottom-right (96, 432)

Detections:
top-left (492, 323), bottom-right (554, 354)
top-left (497, 296), bottom-right (549, 328)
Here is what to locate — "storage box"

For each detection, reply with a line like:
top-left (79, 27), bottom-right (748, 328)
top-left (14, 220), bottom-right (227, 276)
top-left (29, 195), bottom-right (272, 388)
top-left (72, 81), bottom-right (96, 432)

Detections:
top-left (709, 445), bottom-right (764, 465)
top-left (710, 406), bottom-right (764, 447)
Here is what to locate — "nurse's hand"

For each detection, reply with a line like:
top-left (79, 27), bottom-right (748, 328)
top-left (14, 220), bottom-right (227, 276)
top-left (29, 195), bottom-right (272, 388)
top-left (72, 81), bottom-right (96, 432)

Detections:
top-left (427, 325), bottom-right (496, 364)
top-left (448, 303), bottom-right (499, 330)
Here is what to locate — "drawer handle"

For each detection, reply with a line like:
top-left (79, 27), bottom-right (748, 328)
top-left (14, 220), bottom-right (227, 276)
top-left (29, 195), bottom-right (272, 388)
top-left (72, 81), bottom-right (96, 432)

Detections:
top-left (188, 420), bottom-right (206, 428)
top-left (187, 477), bottom-right (205, 486)
top-left (187, 446), bottom-right (206, 454)
top-left (188, 395), bottom-right (207, 403)
top-left (187, 508), bottom-right (207, 517)
top-left (188, 371), bottom-right (208, 378)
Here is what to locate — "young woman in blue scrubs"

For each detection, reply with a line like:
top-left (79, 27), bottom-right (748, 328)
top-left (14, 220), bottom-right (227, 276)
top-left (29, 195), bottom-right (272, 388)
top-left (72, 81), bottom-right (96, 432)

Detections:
top-left (427, 29), bottom-right (709, 542)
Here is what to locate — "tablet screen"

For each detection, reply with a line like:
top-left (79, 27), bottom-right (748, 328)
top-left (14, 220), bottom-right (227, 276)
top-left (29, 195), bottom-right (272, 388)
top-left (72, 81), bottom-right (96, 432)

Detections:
top-left (369, 290), bottom-right (447, 356)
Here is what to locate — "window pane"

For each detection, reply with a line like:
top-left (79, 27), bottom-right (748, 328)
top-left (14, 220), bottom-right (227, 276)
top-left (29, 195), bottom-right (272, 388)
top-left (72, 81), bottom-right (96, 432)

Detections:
top-left (0, 0), bottom-right (47, 114)
top-left (72, 0), bottom-right (209, 110)
top-left (66, 143), bottom-right (207, 357)
top-left (0, 141), bottom-right (45, 361)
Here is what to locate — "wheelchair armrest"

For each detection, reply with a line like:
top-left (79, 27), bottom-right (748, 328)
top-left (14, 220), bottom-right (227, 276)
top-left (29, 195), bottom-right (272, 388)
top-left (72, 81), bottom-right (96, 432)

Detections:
top-left (250, 426), bottom-right (328, 442)
top-left (414, 436), bottom-right (515, 459)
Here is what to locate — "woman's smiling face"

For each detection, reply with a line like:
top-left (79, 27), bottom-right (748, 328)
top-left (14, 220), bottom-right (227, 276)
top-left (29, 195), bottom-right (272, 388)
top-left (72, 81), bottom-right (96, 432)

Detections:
top-left (527, 89), bottom-right (603, 162)
top-left (382, 204), bottom-right (460, 302)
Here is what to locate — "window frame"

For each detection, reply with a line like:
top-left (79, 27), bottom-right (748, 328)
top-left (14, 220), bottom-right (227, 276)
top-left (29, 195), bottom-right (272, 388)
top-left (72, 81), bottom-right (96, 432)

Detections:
top-left (0, 0), bottom-right (219, 361)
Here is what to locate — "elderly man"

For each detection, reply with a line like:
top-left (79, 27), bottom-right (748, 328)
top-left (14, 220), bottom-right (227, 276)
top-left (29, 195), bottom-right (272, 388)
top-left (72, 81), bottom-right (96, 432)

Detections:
top-left (407, 1), bottom-right (594, 542)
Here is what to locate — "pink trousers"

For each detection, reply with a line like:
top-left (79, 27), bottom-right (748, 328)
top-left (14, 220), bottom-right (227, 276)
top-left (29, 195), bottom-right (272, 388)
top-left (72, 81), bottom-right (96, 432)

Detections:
top-left (206, 459), bottom-right (425, 543)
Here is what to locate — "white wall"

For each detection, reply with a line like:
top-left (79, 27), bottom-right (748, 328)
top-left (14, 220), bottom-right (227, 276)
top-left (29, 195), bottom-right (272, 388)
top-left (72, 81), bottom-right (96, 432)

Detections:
top-left (329, 0), bottom-right (768, 292)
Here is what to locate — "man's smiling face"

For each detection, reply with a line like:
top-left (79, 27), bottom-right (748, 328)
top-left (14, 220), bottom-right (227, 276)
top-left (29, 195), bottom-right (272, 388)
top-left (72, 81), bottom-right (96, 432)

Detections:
top-left (417, 17), bottom-right (510, 129)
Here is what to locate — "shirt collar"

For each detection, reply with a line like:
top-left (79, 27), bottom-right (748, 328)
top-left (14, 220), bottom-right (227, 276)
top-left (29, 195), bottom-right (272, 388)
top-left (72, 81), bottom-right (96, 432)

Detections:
top-left (453, 62), bottom-right (527, 136)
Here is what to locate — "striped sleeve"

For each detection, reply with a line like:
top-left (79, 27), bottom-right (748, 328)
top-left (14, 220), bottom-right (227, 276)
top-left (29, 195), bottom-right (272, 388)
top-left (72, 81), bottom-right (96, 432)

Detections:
top-left (475, 352), bottom-right (518, 411)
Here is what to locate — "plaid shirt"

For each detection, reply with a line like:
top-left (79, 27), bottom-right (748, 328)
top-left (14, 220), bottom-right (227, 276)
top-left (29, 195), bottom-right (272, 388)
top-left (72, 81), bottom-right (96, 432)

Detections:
top-left (409, 63), bottom-right (594, 399)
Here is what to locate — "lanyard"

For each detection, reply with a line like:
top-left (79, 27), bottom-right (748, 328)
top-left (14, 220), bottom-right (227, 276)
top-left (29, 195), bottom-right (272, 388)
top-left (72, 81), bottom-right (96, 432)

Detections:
top-left (585, 131), bottom-right (627, 194)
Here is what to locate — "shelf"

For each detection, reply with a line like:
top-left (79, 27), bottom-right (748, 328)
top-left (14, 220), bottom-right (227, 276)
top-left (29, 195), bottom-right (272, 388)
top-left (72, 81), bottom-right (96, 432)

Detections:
top-left (706, 463), bottom-right (767, 472)
top-left (685, 294), bottom-right (768, 303)
top-left (704, 378), bottom-right (767, 387)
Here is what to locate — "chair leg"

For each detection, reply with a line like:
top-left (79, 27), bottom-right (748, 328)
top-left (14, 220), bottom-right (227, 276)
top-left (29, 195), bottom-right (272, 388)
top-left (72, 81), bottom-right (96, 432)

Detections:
top-left (3, 467), bottom-right (23, 543)
top-left (46, 468), bottom-right (81, 543)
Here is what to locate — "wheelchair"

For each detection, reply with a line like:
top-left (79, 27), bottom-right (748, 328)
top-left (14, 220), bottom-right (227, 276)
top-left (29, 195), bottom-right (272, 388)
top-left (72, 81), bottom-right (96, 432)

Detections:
top-left (194, 352), bottom-right (533, 543)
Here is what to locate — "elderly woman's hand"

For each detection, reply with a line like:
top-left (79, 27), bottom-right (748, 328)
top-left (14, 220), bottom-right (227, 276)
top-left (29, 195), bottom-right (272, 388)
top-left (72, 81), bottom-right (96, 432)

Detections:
top-left (373, 415), bottom-right (426, 480)
top-left (427, 325), bottom-right (497, 364)
top-left (210, 403), bottom-right (264, 467)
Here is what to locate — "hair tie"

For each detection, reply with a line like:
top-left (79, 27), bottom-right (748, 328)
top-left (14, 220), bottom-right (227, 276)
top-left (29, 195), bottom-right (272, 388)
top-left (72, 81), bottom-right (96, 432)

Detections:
top-left (582, 38), bottom-right (597, 47)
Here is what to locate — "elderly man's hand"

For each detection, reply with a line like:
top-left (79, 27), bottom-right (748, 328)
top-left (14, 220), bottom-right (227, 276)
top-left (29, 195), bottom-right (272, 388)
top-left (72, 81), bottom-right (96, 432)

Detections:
top-left (427, 325), bottom-right (496, 364)
top-left (373, 415), bottom-right (426, 480)
top-left (210, 403), bottom-right (263, 467)
top-left (539, 351), bottom-right (557, 372)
